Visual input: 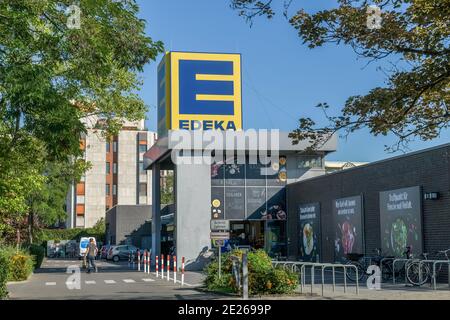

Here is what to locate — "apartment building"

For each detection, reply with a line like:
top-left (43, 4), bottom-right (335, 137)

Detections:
top-left (65, 117), bottom-right (156, 229)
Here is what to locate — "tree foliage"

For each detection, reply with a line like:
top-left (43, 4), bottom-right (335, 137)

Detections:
top-left (0, 0), bottom-right (163, 242)
top-left (230, 0), bottom-right (449, 151)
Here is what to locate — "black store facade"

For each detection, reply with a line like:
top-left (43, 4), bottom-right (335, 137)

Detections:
top-left (287, 143), bottom-right (450, 264)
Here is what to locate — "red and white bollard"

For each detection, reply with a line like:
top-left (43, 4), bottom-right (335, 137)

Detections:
top-left (161, 254), bottom-right (165, 279)
top-left (148, 253), bottom-right (151, 274)
top-left (167, 255), bottom-right (170, 282)
top-left (173, 256), bottom-right (177, 284)
top-left (137, 251), bottom-right (141, 271)
top-left (155, 255), bottom-right (159, 278)
top-left (181, 257), bottom-right (185, 286)
top-left (143, 251), bottom-right (147, 273)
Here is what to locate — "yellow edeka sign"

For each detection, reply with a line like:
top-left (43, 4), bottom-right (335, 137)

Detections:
top-left (157, 52), bottom-right (242, 135)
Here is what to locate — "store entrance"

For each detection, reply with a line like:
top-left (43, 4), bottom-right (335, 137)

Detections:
top-left (228, 220), bottom-right (287, 258)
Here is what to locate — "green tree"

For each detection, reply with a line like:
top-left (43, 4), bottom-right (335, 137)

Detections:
top-left (1, 0), bottom-right (163, 241)
top-left (161, 172), bottom-right (174, 205)
top-left (231, 0), bottom-right (449, 151)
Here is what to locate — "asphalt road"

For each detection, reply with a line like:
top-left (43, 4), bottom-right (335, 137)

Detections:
top-left (7, 258), bottom-right (226, 300)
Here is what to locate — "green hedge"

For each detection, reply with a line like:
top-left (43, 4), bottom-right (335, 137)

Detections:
top-left (204, 249), bottom-right (298, 295)
top-left (0, 251), bottom-right (9, 299)
top-left (33, 219), bottom-right (105, 246)
top-left (29, 244), bottom-right (45, 269)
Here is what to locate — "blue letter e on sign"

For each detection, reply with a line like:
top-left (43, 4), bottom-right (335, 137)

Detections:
top-left (170, 52), bottom-right (242, 131)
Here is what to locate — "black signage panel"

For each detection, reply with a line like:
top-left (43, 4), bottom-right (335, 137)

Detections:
top-left (211, 187), bottom-right (225, 219)
top-left (246, 187), bottom-right (267, 219)
top-left (379, 186), bottom-right (422, 257)
top-left (298, 203), bottom-right (321, 262)
top-left (332, 195), bottom-right (364, 261)
top-left (225, 187), bottom-right (245, 219)
top-left (265, 187), bottom-right (287, 220)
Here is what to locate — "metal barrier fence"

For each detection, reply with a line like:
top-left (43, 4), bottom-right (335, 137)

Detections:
top-left (272, 261), bottom-right (359, 296)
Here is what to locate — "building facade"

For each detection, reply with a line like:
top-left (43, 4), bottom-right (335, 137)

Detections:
top-left (287, 143), bottom-right (450, 264)
top-left (66, 117), bottom-right (157, 229)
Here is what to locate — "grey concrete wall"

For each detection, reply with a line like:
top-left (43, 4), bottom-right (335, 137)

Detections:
top-left (175, 154), bottom-right (212, 270)
top-left (116, 205), bottom-right (152, 247)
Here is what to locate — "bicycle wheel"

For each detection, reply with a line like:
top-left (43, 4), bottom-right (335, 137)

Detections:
top-left (406, 262), bottom-right (430, 286)
top-left (345, 261), bottom-right (365, 282)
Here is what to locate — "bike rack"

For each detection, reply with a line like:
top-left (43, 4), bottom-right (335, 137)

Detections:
top-left (379, 257), bottom-right (396, 280)
top-left (416, 260), bottom-right (450, 290)
top-left (392, 258), bottom-right (414, 284)
top-left (272, 261), bottom-right (359, 296)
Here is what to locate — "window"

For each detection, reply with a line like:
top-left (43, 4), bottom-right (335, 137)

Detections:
top-left (113, 141), bottom-right (117, 152)
top-left (139, 144), bottom-right (147, 153)
top-left (297, 155), bottom-right (323, 169)
top-left (106, 162), bottom-right (110, 174)
top-left (106, 142), bottom-right (110, 152)
top-left (139, 183), bottom-right (147, 196)
top-left (139, 161), bottom-right (145, 173)
top-left (76, 195), bottom-right (85, 204)
top-left (113, 184), bottom-right (117, 196)
top-left (113, 163), bottom-right (117, 174)
top-left (106, 184), bottom-right (110, 196)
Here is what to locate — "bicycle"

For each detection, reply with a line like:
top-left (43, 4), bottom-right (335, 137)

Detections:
top-left (406, 248), bottom-right (450, 286)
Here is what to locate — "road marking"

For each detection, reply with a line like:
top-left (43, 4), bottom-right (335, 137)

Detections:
top-left (104, 280), bottom-right (116, 284)
top-left (45, 282), bottom-right (56, 286)
top-left (85, 281), bottom-right (96, 285)
top-left (123, 279), bottom-right (135, 283)
top-left (142, 278), bottom-right (155, 282)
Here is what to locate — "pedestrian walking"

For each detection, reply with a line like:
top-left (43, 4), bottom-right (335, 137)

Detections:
top-left (85, 238), bottom-right (98, 274)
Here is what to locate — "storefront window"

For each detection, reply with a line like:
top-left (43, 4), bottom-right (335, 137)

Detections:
top-left (297, 155), bottom-right (323, 169)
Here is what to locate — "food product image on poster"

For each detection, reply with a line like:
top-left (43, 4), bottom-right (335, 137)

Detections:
top-left (333, 195), bottom-right (364, 261)
top-left (225, 187), bottom-right (246, 219)
top-left (225, 163), bottom-right (245, 186)
top-left (211, 187), bottom-right (225, 219)
top-left (267, 156), bottom-right (287, 186)
top-left (246, 187), bottom-right (267, 219)
top-left (298, 203), bottom-right (321, 262)
top-left (211, 162), bottom-right (225, 186)
top-left (265, 188), bottom-right (287, 220)
top-left (379, 186), bottom-right (422, 257)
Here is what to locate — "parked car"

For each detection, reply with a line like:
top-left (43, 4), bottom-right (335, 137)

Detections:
top-left (107, 245), bottom-right (145, 263)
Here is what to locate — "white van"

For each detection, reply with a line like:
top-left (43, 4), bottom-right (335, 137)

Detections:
top-left (79, 237), bottom-right (96, 258)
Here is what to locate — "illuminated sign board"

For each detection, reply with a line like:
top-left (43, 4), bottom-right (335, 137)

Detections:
top-left (157, 51), bottom-right (242, 136)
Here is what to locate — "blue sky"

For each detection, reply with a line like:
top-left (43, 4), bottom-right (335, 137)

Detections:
top-left (135, 0), bottom-right (449, 162)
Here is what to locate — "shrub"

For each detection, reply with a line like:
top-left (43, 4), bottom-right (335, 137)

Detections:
top-left (28, 244), bottom-right (45, 269)
top-left (0, 251), bottom-right (9, 299)
top-left (0, 247), bottom-right (34, 282)
top-left (204, 249), bottom-right (299, 296)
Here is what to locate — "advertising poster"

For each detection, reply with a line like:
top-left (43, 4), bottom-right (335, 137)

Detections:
top-left (225, 187), bottom-right (246, 219)
top-left (224, 163), bottom-right (245, 186)
top-left (246, 187), bottom-right (267, 219)
top-left (267, 156), bottom-right (287, 187)
top-left (333, 195), bottom-right (364, 261)
top-left (298, 203), bottom-right (321, 262)
top-left (211, 162), bottom-right (225, 186)
top-left (265, 188), bottom-right (287, 220)
top-left (245, 162), bottom-right (266, 186)
top-left (379, 186), bottom-right (422, 257)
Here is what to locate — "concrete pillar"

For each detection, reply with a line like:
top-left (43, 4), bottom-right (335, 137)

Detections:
top-left (174, 154), bottom-right (211, 270)
top-left (151, 162), bottom-right (161, 265)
